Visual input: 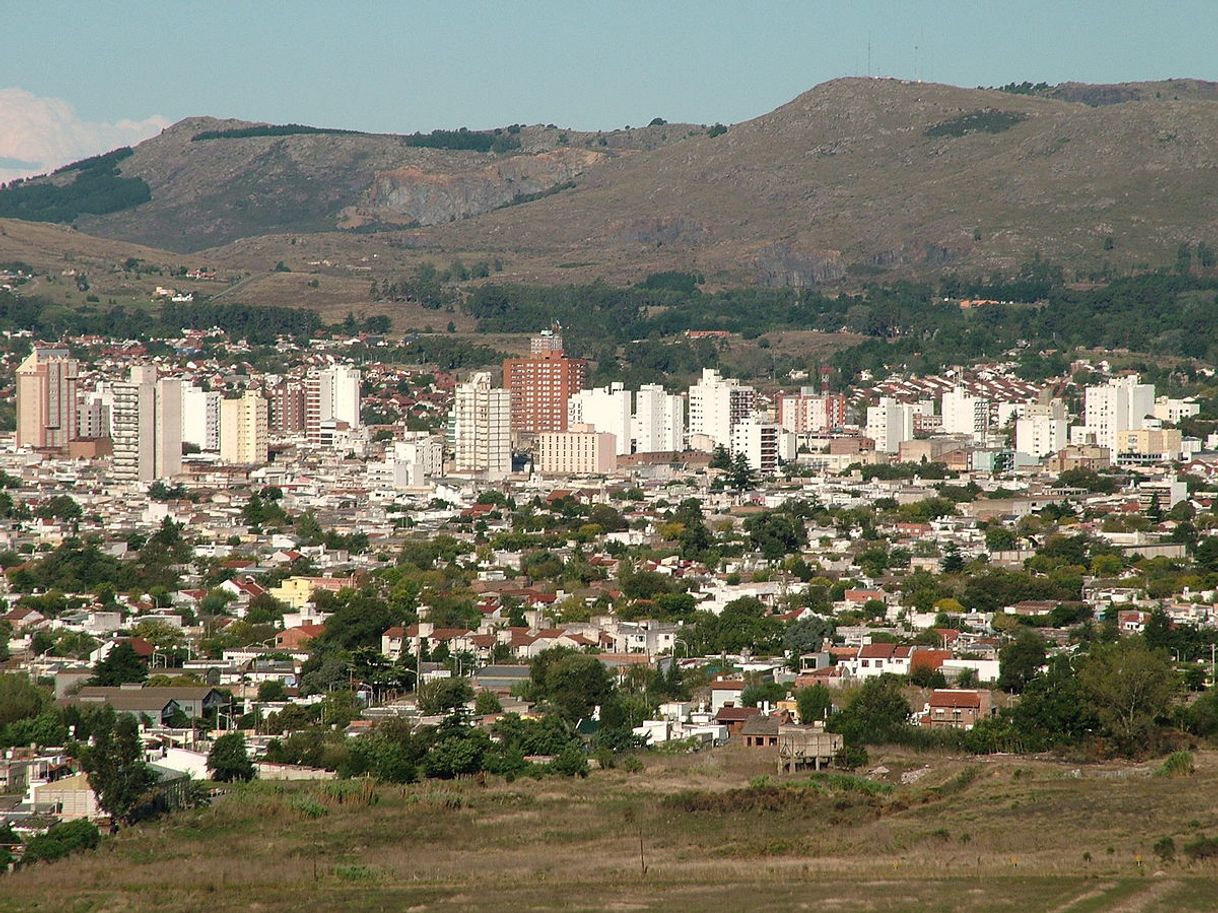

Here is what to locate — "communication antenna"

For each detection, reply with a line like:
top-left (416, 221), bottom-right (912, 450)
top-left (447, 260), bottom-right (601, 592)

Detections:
top-left (867, 34), bottom-right (872, 77)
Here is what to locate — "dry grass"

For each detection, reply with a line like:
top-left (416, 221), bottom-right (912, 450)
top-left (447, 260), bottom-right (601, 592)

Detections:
top-left (5, 746), bottom-right (1218, 912)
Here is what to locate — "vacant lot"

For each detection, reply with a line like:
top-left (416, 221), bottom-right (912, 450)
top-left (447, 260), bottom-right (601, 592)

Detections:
top-left (4, 746), bottom-right (1218, 912)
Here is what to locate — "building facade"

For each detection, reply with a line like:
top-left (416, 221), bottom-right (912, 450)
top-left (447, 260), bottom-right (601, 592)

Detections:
top-left (453, 372), bottom-right (511, 476)
top-left (688, 369), bottom-right (755, 450)
top-left (567, 382), bottom-right (632, 455)
top-left (503, 348), bottom-right (588, 434)
top-left (536, 424), bottom-right (617, 474)
top-left (632, 384), bottom-right (685, 453)
top-left (111, 365), bottom-right (182, 484)
top-left (16, 347), bottom-right (79, 450)
top-left (220, 389), bottom-right (269, 465)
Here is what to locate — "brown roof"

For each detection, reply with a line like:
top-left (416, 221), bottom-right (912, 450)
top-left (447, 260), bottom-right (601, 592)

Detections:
top-left (929, 689), bottom-right (984, 709)
top-left (714, 706), bottom-right (761, 723)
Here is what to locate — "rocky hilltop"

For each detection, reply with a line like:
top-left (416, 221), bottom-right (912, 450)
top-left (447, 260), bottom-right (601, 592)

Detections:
top-left (5, 78), bottom-right (1218, 282)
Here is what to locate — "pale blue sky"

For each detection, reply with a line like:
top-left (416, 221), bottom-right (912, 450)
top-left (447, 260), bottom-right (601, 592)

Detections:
top-left (3, 1), bottom-right (1217, 134)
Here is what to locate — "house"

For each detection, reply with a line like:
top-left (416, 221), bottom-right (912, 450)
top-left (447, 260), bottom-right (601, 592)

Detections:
top-left (741, 710), bottom-right (795, 748)
top-left (709, 679), bottom-right (746, 713)
top-left (31, 763), bottom-right (192, 822)
top-left (276, 623), bottom-right (325, 651)
top-left (472, 664), bottom-right (531, 695)
top-left (714, 705), bottom-right (760, 738)
top-left (923, 689), bottom-right (992, 730)
top-left (72, 686), bottom-right (226, 721)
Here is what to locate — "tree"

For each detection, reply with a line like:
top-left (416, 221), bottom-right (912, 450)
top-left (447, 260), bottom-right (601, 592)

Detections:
top-left (796, 684), bottom-right (833, 723)
top-left (744, 510), bottom-right (807, 561)
top-left (783, 616), bottom-right (834, 659)
top-left (90, 643), bottom-right (147, 686)
top-left (741, 680), bottom-right (786, 707)
top-left (728, 452), bottom-right (758, 491)
top-left (79, 707), bottom-right (156, 826)
top-left (417, 677), bottom-right (474, 715)
top-left (532, 651), bottom-right (615, 724)
top-left (0, 673), bottom-right (50, 727)
top-left (985, 527), bottom-right (1017, 552)
top-left (207, 732), bottom-right (255, 782)
top-left (474, 689), bottom-right (503, 715)
top-left (1078, 639), bottom-right (1177, 754)
top-left (708, 444), bottom-right (731, 470)
top-left (257, 680), bottom-right (287, 702)
top-left (997, 630), bottom-right (1047, 693)
top-left (829, 677), bottom-right (911, 745)
top-left (21, 819), bottom-right (100, 863)
top-left (940, 544), bottom-right (965, 574)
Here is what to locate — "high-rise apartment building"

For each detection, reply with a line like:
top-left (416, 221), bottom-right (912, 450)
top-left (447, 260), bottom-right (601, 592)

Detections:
top-left (687, 369), bottom-right (755, 450)
top-left (305, 365), bottom-right (361, 443)
top-left (77, 383), bottom-right (112, 440)
top-left (111, 365), bottom-right (182, 484)
top-left (268, 379), bottom-right (307, 435)
top-left (220, 389), bottom-right (269, 465)
top-left (730, 416), bottom-right (789, 475)
top-left (1015, 400), bottom-right (1068, 458)
top-left (16, 347), bottom-right (78, 450)
top-left (502, 344), bottom-right (588, 434)
top-left (529, 326), bottom-right (564, 355)
top-left (776, 388), bottom-right (846, 434)
top-left (865, 397), bottom-right (915, 454)
top-left (567, 382), bottom-right (632, 455)
top-left (632, 384), bottom-right (685, 453)
top-left (1077, 375), bottom-right (1156, 452)
top-left (940, 386), bottom-right (991, 444)
top-left (453, 372), bottom-right (511, 476)
top-left (181, 384), bottom-right (221, 451)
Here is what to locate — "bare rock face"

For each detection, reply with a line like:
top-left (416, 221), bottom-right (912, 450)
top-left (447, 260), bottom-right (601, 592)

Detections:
top-left (354, 148), bottom-right (607, 226)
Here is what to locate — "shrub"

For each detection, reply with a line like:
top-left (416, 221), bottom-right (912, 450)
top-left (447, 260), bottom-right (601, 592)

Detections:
top-left (21, 819), bottom-right (100, 864)
top-left (622, 755), bottom-right (644, 774)
top-left (835, 745), bottom-right (869, 770)
top-left (1183, 835), bottom-right (1218, 861)
top-left (1153, 836), bottom-right (1176, 862)
top-left (1155, 751), bottom-right (1195, 778)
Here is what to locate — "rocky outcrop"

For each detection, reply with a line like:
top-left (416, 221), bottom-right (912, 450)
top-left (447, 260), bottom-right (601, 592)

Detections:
top-left (356, 148), bottom-right (606, 226)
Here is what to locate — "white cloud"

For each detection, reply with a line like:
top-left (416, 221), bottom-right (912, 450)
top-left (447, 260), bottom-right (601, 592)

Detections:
top-left (0, 88), bottom-right (169, 184)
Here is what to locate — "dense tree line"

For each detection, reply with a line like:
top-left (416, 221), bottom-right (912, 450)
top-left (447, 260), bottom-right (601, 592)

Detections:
top-left (0, 149), bottom-right (150, 222)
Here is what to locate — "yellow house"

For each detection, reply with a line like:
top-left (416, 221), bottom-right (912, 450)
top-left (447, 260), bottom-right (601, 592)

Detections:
top-left (269, 576), bottom-right (355, 610)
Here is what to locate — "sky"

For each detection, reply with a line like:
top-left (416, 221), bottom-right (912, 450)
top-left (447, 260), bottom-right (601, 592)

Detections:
top-left (2, 1), bottom-right (1217, 180)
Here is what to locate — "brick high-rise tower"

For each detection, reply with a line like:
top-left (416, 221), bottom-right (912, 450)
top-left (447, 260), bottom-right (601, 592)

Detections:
top-left (502, 334), bottom-right (587, 434)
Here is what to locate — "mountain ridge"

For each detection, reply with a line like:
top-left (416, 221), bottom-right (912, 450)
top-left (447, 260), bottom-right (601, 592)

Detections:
top-left (3, 77), bottom-right (1218, 285)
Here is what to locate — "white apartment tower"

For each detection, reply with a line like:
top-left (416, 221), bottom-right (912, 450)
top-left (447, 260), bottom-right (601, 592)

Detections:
top-left (1015, 400), bottom-right (1068, 458)
top-left (111, 365), bottom-right (182, 484)
top-left (567, 382), bottom-right (632, 456)
top-left (1079, 375), bottom-right (1156, 451)
top-left (220, 389), bottom-right (269, 465)
top-left (687, 369), bottom-right (755, 450)
top-left (306, 364), bottom-right (361, 443)
top-left (940, 386), bottom-right (991, 444)
top-left (453, 372), bottom-right (511, 476)
top-left (866, 397), bottom-right (915, 454)
top-left (181, 385), bottom-right (221, 452)
top-left (632, 384), bottom-right (685, 453)
top-left (730, 416), bottom-right (791, 475)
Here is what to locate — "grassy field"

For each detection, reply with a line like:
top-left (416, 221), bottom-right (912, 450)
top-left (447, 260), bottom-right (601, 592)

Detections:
top-left (4, 746), bottom-right (1218, 912)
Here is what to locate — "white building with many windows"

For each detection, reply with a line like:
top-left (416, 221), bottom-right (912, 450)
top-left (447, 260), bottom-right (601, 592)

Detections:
top-left (567, 382), bottom-right (632, 455)
top-left (688, 369), bottom-right (754, 451)
top-left (632, 384), bottom-right (685, 453)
